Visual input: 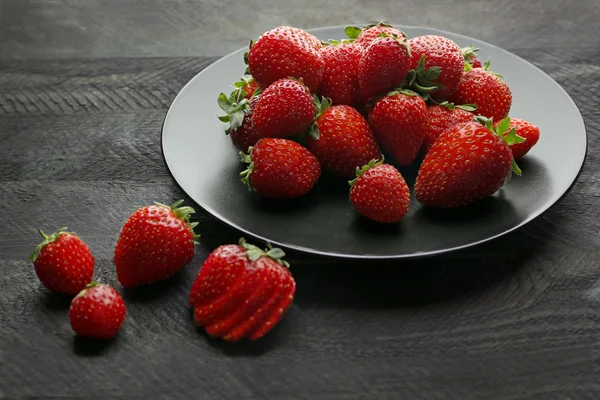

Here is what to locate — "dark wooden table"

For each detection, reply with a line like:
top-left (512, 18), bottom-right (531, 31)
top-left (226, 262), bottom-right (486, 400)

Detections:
top-left (2, 1), bottom-right (600, 398)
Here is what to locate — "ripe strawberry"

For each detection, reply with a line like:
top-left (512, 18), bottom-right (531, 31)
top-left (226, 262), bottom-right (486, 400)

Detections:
top-left (406, 35), bottom-right (464, 100)
top-left (494, 117), bottom-right (540, 159)
top-left (218, 79), bottom-right (261, 152)
top-left (358, 33), bottom-right (412, 101)
top-left (229, 97), bottom-right (261, 152)
top-left (368, 89), bottom-right (427, 166)
top-left (422, 102), bottom-right (477, 155)
top-left (450, 62), bottom-right (512, 122)
top-left (251, 78), bottom-right (315, 139)
top-left (306, 100), bottom-right (382, 178)
top-left (69, 282), bottom-right (126, 340)
top-left (317, 40), bottom-right (364, 107)
top-left (415, 117), bottom-right (525, 208)
top-left (240, 138), bottom-right (321, 199)
top-left (345, 22), bottom-right (407, 48)
top-left (461, 44), bottom-right (482, 68)
top-left (191, 238), bottom-right (295, 342)
top-left (247, 26), bottom-right (324, 92)
top-left (349, 159), bottom-right (410, 223)
top-left (30, 227), bottom-right (94, 295)
top-left (114, 200), bottom-right (199, 288)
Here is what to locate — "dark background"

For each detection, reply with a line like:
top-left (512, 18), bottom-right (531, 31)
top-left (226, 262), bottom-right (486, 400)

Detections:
top-left (1, 0), bottom-right (600, 399)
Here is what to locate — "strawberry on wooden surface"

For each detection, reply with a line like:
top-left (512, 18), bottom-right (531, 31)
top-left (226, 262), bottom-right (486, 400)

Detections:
top-left (30, 227), bottom-right (94, 295)
top-left (114, 200), bottom-right (199, 288)
top-left (345, 22), bottom-right (407, 49)
top-left (69, 282), bottom-right (126, 340)
top-left (422, 102), bottom-right (477, 155)
top-left (317, 40), bottom-right (364, 107)
top-left (494, 117), bottom-right (541, 159)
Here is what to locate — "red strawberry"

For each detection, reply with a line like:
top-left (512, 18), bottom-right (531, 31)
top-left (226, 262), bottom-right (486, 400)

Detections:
top-left (229, 97), bottom-right (261, 152)
top-left (368, 89), bottom-right (427, 166)
top-left (494, 117), bottom-right (540, 159)
top-left (461, 45), bottom-right (482, 68)
top-left (422, 102), bottom-right (477, 155)
top-left (306, 100), bottom-right (382, 178)
top-left (114, 200), bottom-right (199, 288)
top-left (349, 159), bottom-right (410, 223)
top-left (406, 35), bottom-right (464, 100)
top-left (190, 238), bottom-right (295, 342)
top-left (247, 26), bottom-right (324, 92)
top-left (30, 227), bottom-right (94, 295)
top-left (415, 117), bottom-right (524, 208)
top-left (217, 81), bottom-right (261, 152)
top-left (450, 62), bottom-right (512, 122)
top-left (317, 40), bottom-right (364, 107)
top-left (345, 23), bottom-right (407, 48)
top-left (358, 34), bottom-right (412, 101)
top-left (251, 78), bottom-right (315, 139)
top-left (69, 282), bottom-right (126, 340)
top-left (240, 138), bottom-right (321, 199)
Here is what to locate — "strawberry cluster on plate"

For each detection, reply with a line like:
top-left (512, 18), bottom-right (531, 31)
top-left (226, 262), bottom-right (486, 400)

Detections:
top-left (218, 23), bottom-right (541, 223)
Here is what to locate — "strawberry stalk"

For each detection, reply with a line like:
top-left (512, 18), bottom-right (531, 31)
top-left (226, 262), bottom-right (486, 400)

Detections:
top-left (217, 76), bottom-right (257, 133)
top-left (308, 96), bottom-right (331, 140)
top-left (30, 227), bottom-right (73, 262)
top-left (238, 237), bottom-right (290, 268)
top-left (474, 116), bottom-right (526, 175)
top-left (348, 157), bottom-right (384, 187)
top-left (435, 100), bottom-right (477, 112)
top-left (403, 55), bottom-right (445, 101)
top-left (154, 200), bottom-right (201, 243)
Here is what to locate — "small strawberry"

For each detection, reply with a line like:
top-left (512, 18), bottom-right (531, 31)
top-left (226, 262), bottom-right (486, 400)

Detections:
top-left (422, 102), bottom-right (477, 155)
top-left (368, 89), bottom-right (427, 166)
top-left (345, 22), bottom-right (407, 48)
top-left (247, 26), bottom-right (324, 92)
top-left (415, 117), bottom-right (525, 208)
top-left (251, 78), bottom-right (315, 139)
top-left (191, 238), bottom-right (295, 342)
top-left (30, 227), bottom-right (94, 295)
top-left (317, 40), bottom-right (364, 107)
top-left (306, 99), bottom-right (382, 178)
top-left (228, 97), bottom-right (261, 152)
top-left (240, 138), bottom-right (321, 199)
top-left (494, 117), bottom-right (540, 159)
top-left (69, 282), bottom-right (126, 340)
top-left (450, 62), bottom-right (512, 122)
top-left (217, 79), bottom-right (261, 152)
top-left (461, 44), bottom-right (482, 68)
top-left (114, 200), bottom-right (199, 288)
top-left (349, 159), bottom-right (410, 223)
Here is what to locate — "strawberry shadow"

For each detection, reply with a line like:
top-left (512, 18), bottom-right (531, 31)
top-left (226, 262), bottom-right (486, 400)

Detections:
top-left (39, 291), bottom-right (72, 311)
top-left (72, 335), bottom-right (116, 357)
top-left (121, 271), bottom-right (188, 303)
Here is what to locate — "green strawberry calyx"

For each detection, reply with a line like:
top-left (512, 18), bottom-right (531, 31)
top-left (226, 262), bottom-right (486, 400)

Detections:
top-left (75, 281), bottom-right (100, 298)
top-left (217, 75), bottom-right (256, 134)
top-left (475, 116), bottom-right (526, 176)
top-left (403, 54), bottom-right (445, 101)
top-left (239, 237), bottom-right (290, 268)
top-left (308, 96), bottom-right (331, 140)
top-left (461, 44), bottom-right (480, 62)
top-left (154, 200), bottom-right (201, 243)
top-left (377, 31), bottom-right (412, 58)
top-left (437, 101), bottom-right (477, 112)
top-left (30, 227), bottom-right (73, 262)
top-left (348, 157), bottom-right (384, 187)
top-left (344, 22), bottom-right (407, 40)
top-left (322, 38), bottom-right (355, 46)
top-left (239, 148), bottom-right (256, 191)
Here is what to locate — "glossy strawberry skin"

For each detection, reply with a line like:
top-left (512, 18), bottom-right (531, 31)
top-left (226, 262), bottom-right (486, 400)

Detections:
top-left (248, 26), bottom-right (324, 92)
top-left (242, 80), bottom-right (259, 99)
top-left (422, 105), bottom-right (475, 155)
top-left (307, 105), bottom-right (382, 178)
top-left (69, 284), bottom-right (126, 340)
top-left (415, 121), bottom-right (513, 208)
top-left (494, 117), bottom-right (540, 159)
top-left (450, 68), bottom-right (512, 122)
top-left (368, 92), bottom-right (428, 166)
top-left (251, 78), bottom-right (315, 139)
top-left (350, 164), bottom-right (410, 223)
top-left (318, 43), bottom-right (364, 107)
top-left (230, 96), bottom-right (261, 152)
top-left (354, 25), bottom-right (406, 48)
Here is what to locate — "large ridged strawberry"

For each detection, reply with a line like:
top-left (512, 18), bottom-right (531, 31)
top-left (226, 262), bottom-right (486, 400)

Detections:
top-left (317, 40), bottom-right (364, 107)
top-left (461, 44), bottom-right (483, 68)
top-left (422, 102), bottom-right (477, 155)
top-left (251, 78), bottom-right (316, 139)
top-left (240, 138), bottom-right (321, 199)
top-left (358, 33), bottom-right (412, 102)
top-left (190, 238), bottom-right (295, 342)
top-left (349, 159), bottom-right (410, 223)
top-left (247, 26), bottom-right (324, 92)
top-left (450, 62), bottom-right (512, 122)
top-left (345, 23), bottom-right (407, 48)
top-left (406, 35), bottom-right (464, 100)
top-left (69, 282), bottom-right (126, 340)
top-left (114, 200), bottom-right (199, 288)
top-left (306, 99), bottom-right (382, 178)
top-left (368, 89), bottom-right (427, 166)
top-left (30, 227), bottom-right (94, 295)
top-left (415, 117), bottom-right (524, 208)
top-left (494, 117), bottom-right (540, 160)
top-left (217, 78), bottom-right (261, 152)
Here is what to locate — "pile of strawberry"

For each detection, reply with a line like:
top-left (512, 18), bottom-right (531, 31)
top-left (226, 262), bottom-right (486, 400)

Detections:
top-left (218, 23), bottom-right (541, 222)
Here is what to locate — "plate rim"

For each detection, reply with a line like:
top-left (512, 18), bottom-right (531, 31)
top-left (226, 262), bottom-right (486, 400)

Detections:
top-left (161, 24), bottom-right (588, 260)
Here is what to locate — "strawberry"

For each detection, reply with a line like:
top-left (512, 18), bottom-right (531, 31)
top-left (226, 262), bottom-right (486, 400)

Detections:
top-left (317, 40), bottom-right (364, 107)
top-left (368, 89), bottom-right (427, 166)
top-left (228, 97), bottom-right (261, 152)
top-left (247, 26), bottom-right (324, 92)
top-left (69, 282), bottom-right (126, 340)
top-left (217, 79), bottom-right (261, 152)
top-left (415, 117), bottom-right (525, 208)
top-left (306, 99), bottom-right (382, 178)
top-left (349, 159), bottom-right (410, 223)
top-left (406, 35), bottom-right (464, 100)
top-left (191, 238), bottom-right (295, 342)
top-left (494, 117), bottom-right (540, 159)
top-left (240, 138), bottom-right (321, 199)
top-left (30, 227), bottom-right (94, 295)
top-left (422, 102), bottom-right (477, 155)
top-left (461, 44), bottom-right (482, 68)
top-left (345, 22), bottom-right (407, 48)
top-left (114, 200), bottom-right (199, 288)
top-left (251, 78), bottom-right (315, 139)
top-left (450, 62), bottom-right (512, 122)
top-left (358, 33), bottom-right (412, 101)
